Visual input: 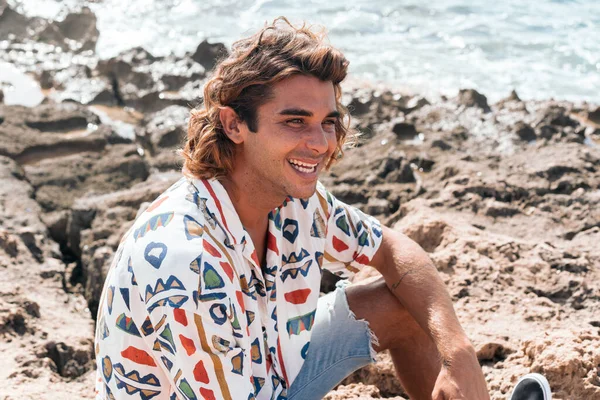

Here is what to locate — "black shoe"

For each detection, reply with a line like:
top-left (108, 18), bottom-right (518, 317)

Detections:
top-left (509, 373), bottom-right (552, 400)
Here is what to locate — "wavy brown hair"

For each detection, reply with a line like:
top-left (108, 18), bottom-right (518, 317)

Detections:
top-left (180, 16), bottom-right (355, 179)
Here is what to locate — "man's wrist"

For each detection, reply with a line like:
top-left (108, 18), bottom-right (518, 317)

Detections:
top-left (439, 336), bottom-right (477, 367)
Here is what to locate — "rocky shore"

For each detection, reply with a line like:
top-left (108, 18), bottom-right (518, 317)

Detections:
top-left (1, 3), bottom-right (599, 399)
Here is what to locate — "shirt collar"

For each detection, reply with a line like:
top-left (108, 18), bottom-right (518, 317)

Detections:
top-left (188, 177), bottom-right (247, 248)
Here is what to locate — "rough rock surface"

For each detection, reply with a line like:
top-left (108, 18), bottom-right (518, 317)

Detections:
top-left (318, 88), bottom-right (600, 400)
top-left (1, 6), bottom-right (600, 400)
top-left (0, 156), bottom-right (95, 399)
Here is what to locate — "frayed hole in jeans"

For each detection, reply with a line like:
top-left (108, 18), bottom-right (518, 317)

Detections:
top-left (346, 301), bottom-right (380, 362)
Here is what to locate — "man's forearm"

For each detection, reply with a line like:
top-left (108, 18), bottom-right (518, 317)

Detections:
top-left (373, 226), bottom-right (473, 361)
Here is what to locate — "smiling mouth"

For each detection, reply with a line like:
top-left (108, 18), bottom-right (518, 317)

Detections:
top-left (288, 158), bottom-right (318, 174)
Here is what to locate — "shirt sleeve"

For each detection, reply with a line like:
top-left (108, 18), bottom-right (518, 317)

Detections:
top-left (315, 182), bottom-right (383, 279)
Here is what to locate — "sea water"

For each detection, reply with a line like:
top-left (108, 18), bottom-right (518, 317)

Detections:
top-left (8, 0), bottom-right (600, 103)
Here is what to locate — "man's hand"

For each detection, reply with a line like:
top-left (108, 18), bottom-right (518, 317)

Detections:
top-left (432, 345), bottom-right (490, 400)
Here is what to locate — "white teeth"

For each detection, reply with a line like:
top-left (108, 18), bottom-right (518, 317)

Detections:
top-left (291, 164), bottom-right (314, 173)
top-left (289, 159), bottom-right (317, 173)
top-left (289, 159), bottom-right (317, 168)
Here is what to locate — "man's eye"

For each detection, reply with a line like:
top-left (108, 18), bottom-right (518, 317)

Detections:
top-left (323, 120), bottom-right (336, 125)
top-left (287, 119), bottom-right (303, 124)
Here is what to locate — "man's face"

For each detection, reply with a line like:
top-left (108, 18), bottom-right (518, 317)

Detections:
top-left (235, 74), bottom-right (339, 201)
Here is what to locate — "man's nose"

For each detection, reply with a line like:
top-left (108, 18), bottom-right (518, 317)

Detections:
top-left (306, 125), bottom-right (332, 155)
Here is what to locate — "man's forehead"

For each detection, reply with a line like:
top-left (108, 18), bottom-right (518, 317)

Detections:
top-left (268, 80), bottom-right (337, 115)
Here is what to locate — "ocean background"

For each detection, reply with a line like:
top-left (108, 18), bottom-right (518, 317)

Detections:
top-left (7, 0), bottom-right (600, 104)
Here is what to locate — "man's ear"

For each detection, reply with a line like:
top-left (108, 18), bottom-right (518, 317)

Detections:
top-left (219, 107), bottom-right (246, 144)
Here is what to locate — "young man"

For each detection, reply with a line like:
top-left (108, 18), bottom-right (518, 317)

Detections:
top-left (94, 18), bottom-right (551, 400)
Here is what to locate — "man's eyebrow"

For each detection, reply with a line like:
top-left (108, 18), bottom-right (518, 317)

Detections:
top-left (278, 108), bottom-right (340, 118)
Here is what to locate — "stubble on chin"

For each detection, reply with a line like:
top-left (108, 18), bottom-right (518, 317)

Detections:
top-left (292, 181), bottom-right (319, 201)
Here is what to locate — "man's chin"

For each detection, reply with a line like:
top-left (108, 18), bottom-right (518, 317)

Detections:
top-left (288, 182), bottom-right (318, 200)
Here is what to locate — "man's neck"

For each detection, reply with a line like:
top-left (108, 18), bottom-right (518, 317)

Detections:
top-left (220, 175), bottom-right (282, 228)
top-left (219, 175), bottom-right (284, 266)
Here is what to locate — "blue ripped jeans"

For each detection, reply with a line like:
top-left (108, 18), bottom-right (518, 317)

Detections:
top-left (286, 280), bottom-right (379, 400)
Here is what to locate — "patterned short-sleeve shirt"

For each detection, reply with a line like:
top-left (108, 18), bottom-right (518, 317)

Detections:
top-left (94, 176), bottom-right (382, 400)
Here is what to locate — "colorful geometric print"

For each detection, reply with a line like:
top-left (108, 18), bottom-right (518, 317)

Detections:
top-left (189, 185), bottom-right (235, 250)
top-left (231, 350), bottom-right (244, 375)
top-left (133, 212), bottom-right (174, 241)
top-left (300, 341), bottom-right (310, 359)
top-left (116, 314), bottom-right (141, 337)
top-left (195, 289), bottom-right (227, 303)
top-left (280, 260), bottom-right (312, 282)
top-left (212, 335), bottom-right (232, 353)
top-left (161, 356), bottom-right (173, 372)
top-left (189, 255), bottom-right (202, 274)
top-left (314, 251), bottom-right (324, 269)
top-left (148, 295), bottom-right (189, 314)
top-left (102, 356), bottom-right (113, 382)
top-left (193, 313), bottom-right (233, 400)
top-left (158, 323), bottom-right (177, 354)
top-left (271, 307), bottom-right (278, 333)
top-left (299, 198), bottom-right (310, 209)
top-left (271, 374), bottom-right (285, 394)
top-left (251, 338), bottom-right (263, 364)
top-left (250, 270), bottom-right (266, 298)
top-left (310, 209), bottom-right (327, 238)
top-left (121, 346), bottom-right (157, 367)
top-left (179, 334), bottom-right (196, 356)
top-left (202, 263), bottom-right (225, 290)
top-left (105, 384), bottom-right (116, 400)
top-left (200, 387), bottom-right (217, 400)
top-left (267, 231), bottom-right (279, 255)
top-left (282, 248), bottom-right (310, 265)
top-left (94, 178), bottom-right (383, 400)
top-left (99, 315), bottom-right (110, 339)
top-left (127, 258), bottom-right (137, 286)
top-left (332, 235), bottom-right (349, 252)
top-left (263, 264), bottom-right (277, 277)
top-left (196, 357), bottom-right (213, 381)
top-left (107, 286), bottom-right (115, 314)
top-left (209, 303), bottom-right (228, 325)
top-left (269, 208), bottom-right (282, 231)
top-left (239, 274), bottom-right (256, 300)
top-left (282, 219), bottom-right (299, 243)
top-left (252, 376), bottom-right (265, 395)
top-left (335, 211), bottom-right (351, 236)
top-left (173, 308), bottom-right (188, 326)
top-left (286, 310), bottom-right (316, 336)
top-left (284, 288), bottom-right (311, 305)
top-left (267, 277), bottom-right (277, 301)
top-left (357, 230), bottom-right (369, 246)
top-left (177, 377), bottom-right (197, 400)
top-left (120, 288), bottom-right (131, 311)
top-left (220, 261), bottom-right (235, 282)
top-left (229, 300), bottom-right (242, 332)
top-left (141, 317), bottom-right (155, 336)
top-left (245, 310), bottom-right (256, 326)
top-left (183, 214), bottom-right (204, 240)
top-left (113, 364), bottom-right (161, 386)
top-left (113, 363), bottom-right (161, 400)
top-left (144, 242), bottom-right (168, 269)
top-left (144, 276), bottom-right (186, 303)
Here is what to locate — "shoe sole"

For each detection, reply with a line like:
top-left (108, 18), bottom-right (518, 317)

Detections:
top-left (512, 373), bottom-right (552, 400)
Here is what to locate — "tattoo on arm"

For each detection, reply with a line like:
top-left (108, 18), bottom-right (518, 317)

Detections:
top-left (391, 270), bottom-right (413, 291)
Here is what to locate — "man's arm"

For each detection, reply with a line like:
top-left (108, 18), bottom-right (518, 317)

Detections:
top-left (369, 225), bottom-right (489, 399)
